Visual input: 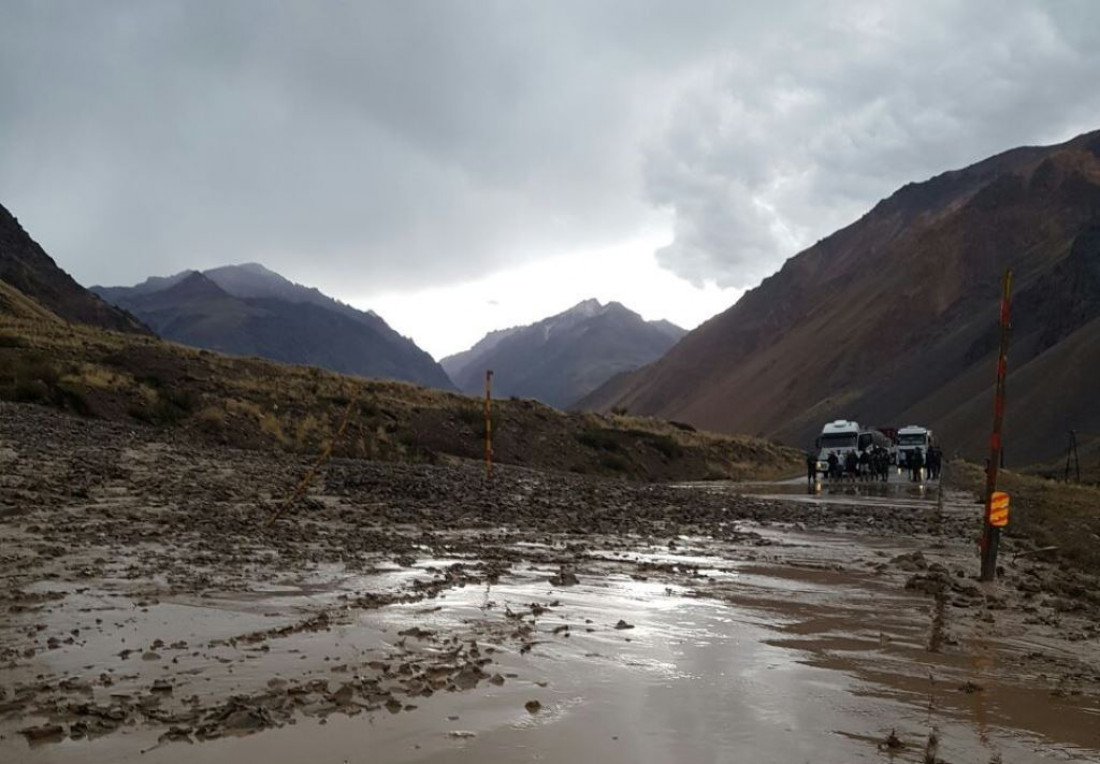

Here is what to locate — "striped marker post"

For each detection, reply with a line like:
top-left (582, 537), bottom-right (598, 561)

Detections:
top-left (484, 370), bottom-right (494, 481)
top-left (980, 269), bottom-right (1013, 581)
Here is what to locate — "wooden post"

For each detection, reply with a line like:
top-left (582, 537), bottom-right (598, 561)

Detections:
top-left (980, 268), bottom-right (1013, 581)
top-left (484, 370), bottom-right (494, 480)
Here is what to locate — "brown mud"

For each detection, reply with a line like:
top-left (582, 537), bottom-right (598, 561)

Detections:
top-left (2, 403), bottom-right (1100, 763)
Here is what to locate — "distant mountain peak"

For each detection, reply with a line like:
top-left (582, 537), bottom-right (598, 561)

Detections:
top-left (442, 300), bottom-right (685, 408)
top-left (166, 271), bottom-right (230, 299)
top-left (235, 262), bottom-right (274, 274)
top-left (90, 261), bottom-right (454, 390)
top-left (567, 298), bottom-right (603, 316)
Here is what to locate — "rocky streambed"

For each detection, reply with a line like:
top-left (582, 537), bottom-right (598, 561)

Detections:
top-left (2, 402), bottom-right (1099, 763)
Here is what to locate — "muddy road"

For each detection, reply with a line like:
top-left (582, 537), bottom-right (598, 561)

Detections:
top-left (2, 403), bottom-right (1099, 763)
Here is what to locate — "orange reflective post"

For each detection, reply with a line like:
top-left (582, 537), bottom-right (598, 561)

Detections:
top-left (981, 269), bottom-right (1013, 581)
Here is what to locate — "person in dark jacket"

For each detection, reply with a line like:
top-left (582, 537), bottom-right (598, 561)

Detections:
top-left (845, 450), bottom-right (858, 481)
top-left (910, 448), bottom-right (925, 482)
top-left (928, 446), bottom-right (942, 480)
top-left (872, 447), bottom-right (889, 482)
top-left (827, 452), bottom-right (840, 480)
top-left (806, 450), bottom-right (818, 485)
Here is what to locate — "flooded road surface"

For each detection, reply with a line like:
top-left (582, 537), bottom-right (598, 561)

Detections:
top-left (4, 468), bottom-right (1100, 763)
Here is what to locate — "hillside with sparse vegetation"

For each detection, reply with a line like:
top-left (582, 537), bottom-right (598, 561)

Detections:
top-left (0, 279), bottom-right (800, 482)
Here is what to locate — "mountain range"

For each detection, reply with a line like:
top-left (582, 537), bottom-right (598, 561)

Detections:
top-left (442, 299), bottom-right (685, 409)
top-left (580, 129), bottom-right (1100, 466)
top-left (92, 264), bottom-right (454, 389)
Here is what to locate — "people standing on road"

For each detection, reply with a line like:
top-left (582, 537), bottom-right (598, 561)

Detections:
top-left (910, 448), bottom-right (925, 482)
top-left (845, 450), bottom-right (858, 481)
top-left (827, 452), bottom-right (840, 481)
top-left (873, 447), bottom-right (889, 482)
top-left (858, 449), bottom-right (871, 481)
top-left (928, 446), bottom-right (942, 480)
top-left (806, 450), bottom-right (817, 485)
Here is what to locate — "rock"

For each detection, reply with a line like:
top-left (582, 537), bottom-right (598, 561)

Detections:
top-left (548, 569), bottom-right (580, 587)
top-left (331, 684), bottom-right (355, 706)
top-left (151, 679), bottom-right (173, 693)
top-left (905, 571), bottom-right (950, 596)
top-left (525, 700), bottom-right (542, 714)
top-left (890, 551), bottom-right (928, 572)
top-left (614, 619), bottom-right (635, 630)
top-left (59, 677), bottom-right (92, 693)
top-left (881, 728), bottom-right (903, 750)
top-left (453, 665), bottom-right (484, 691)
top-left (223, 708), bottom-right (268, 731)
top-left (20, 723), bottom-right (64, 741)
top-left (103, 705), bottom-right (127, 721)
top-left (159, 726), bottom-right (193, 743)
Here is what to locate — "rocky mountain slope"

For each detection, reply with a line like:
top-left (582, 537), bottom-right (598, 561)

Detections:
top-left (442, 299), bottom-right (685, 409)
top-left (0, 202), bottom-right (148, 334)
top-left (581, 130), bottom-right (1100, 466)
top-left (93, 264), bottom-right (454, 390)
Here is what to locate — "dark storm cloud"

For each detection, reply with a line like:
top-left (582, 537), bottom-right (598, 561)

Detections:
top-left (1, 1), bottom-right (1098, 295)
top-left (645, 0), bottom-right (1100, 287)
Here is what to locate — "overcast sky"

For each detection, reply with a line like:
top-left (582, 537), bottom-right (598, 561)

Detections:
top-left (3, 1), bottom-right (1100, 357)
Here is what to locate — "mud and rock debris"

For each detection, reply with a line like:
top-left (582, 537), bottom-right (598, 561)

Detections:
top-left (3, 402), bottom-right (1100, 757)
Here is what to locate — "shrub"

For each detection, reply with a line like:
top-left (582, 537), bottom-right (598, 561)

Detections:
top-left (576, 428), bottom-right (622, 452)
top-left (153, 388), bottom-right (195, 423)
top-left (14, 354), bottom-right (60, 387)
top-left (55, 383), bottom-right (91, 416)
top-left (259, 412), bottom-right (287, 443)
top-left (645, 433), bottom-right (683, 460)
top-left (12, 377), bottom-right (51, 403)
top-left (456, 407), bottom-right (484, 428)
top-left (128, 386), bottom-right (195, 425)
top-left (197, 405), bottom-right (227, 434)
top-left (2, 354), bottom-right (88, 414)
top-left (599, 453), bottom-right (630, 473)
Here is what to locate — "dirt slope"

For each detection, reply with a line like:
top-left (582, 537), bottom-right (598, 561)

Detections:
top-left (0, 202), bottom-right (149, 334)
top-left (581, 130), bottom-right (1100, 465)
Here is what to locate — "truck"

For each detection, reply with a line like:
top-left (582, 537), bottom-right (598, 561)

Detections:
top-left (857, 428), bottom-right (893, 454)
top-left (896, 425), bottom-right (934, 467)
top-left (815, 419), bottom-right (861, 474)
